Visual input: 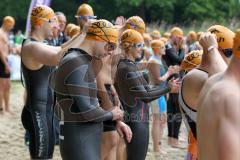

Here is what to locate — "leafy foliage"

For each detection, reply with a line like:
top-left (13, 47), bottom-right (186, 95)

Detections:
top-left (1, 0), bottom-right (240, 32)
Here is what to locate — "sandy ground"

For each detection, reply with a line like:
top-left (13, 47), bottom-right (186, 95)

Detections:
top-left (0, 82), bottom-right (187, 160)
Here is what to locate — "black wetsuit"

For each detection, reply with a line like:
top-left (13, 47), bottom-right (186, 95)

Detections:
top-left (21, 38), bottom-right (55, 159)
top-left (115, 59), bottom-right (170, 160)
top-left (163, 43), bottom-right (185, 139)
top-left (49, 48), bottom-right (114, 160)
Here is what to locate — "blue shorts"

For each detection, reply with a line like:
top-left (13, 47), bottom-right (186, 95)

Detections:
top-left (158, 96), bottom-right (167, 113)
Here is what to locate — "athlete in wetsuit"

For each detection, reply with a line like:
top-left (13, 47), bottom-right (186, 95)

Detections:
top-left (49, 20), bottom-right (129, 160)
top-left (21, 5), bottom-right (89, 159)
top-left (114, 16), bottom-right (147, 160)
top-left (115, 29), bottom-right (171, 160)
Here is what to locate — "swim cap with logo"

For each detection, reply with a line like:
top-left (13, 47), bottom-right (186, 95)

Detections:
top-left (31, 5), bottom-right (55, 27)
top-left (208, 25), bottom-right (234, 50)
top-left (86, 19), bottom-right (118, 44)
top-left (124, 16), bottom-right (145, 35)
top-left (233, 29), bottom-right (240, 58)
top-left (120, 29), bottom-right (144, 49)
top-left (181, 50), bottom-right (203, 72)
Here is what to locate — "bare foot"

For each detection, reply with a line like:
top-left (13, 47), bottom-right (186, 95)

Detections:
top-left (179, 135), bottom-right (187, 142)
top-left (168, 137), bottom-right (186, 149)
top-left (5, 110), bottom-right (15, 116)
top-left (159, 148), bottom-right (167, 155)
top-left (170, 142), bottom-right (186, 149)
top-left (0, 110), bottom-right (7, 115)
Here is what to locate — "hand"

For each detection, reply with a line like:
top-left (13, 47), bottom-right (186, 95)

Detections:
top-left (139, 61), bottom-right (148, 69)
top-left (199, 32), bottom-right (218, 52)
top-left (168, 78), bottom-right (180, 93)
top-left (172, 65), bottom-right (181, 73)
top-left (167, 66), bottom-right (175, 75)
top-left (115, 16), bottom-right (126, 26)
top-left (178, 37), bottom-right (186, 49)
top-left (111, 107), bottom-right (124, 121)
top-left (116, 121), bottom-right (132, 143)
top-left (4, 64), bottom-right (10, 74)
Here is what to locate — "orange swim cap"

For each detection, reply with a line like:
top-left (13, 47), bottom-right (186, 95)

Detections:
top-left (208, 25), bottom-right (234, 50)
top-left (160, 37), bottom-right (168, 44)
top-left (86, 19), bottom-right (118, 44)
top-left (163, 32), bottom-right (170, 39)
top-left (151, 30), bottom-right (161, 40)
top-left (233, 29), bottom-right (240, 58)
top-left (188, 31), bottom-right (197, 41)
top-left (151, 39), bottom-right (164, 48)
top-left (3, 16), bottom-right (15, 27)
top-left (69, 25), bottom-right (80, 37)
top-left (76, 3), bottom-right (94, 16)
top-left (181, 50), bottom-right (202, 72)
top-left (31, 5), bottom-right (55, 27)
top-left (120, 29), bottom-right (144, 49)
top-left (65, 23), bottom-right (75, 37)
top-left (170, 27), bottom-right (183, 37)
top-left (151, 39), bottom-right (165, 54)
top-left (143, 33), bottom-right (152, 42)
top-left (124, 16), bottom-right (145, 35)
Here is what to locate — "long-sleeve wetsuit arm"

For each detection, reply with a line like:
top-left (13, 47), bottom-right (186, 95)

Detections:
top-left (119, 64), bottom-right (170, 103)
top-left (165, 47), bottom-right (185, 65)
top-left (65, 64), bottom-right (113, 122)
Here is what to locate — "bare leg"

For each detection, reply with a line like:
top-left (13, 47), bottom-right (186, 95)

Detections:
top-left (3, 79), bottom-right (12, 114)
top-left (116, 137), bottom-right (126, 160)
top-left (101, 131), bottom-right (119, 160)
top-left (152, 114), bottom-right (160, 152)
top-left (0, 78), bottom-right (5, 113)
top-left (159, 113), bottom-right (167, 154)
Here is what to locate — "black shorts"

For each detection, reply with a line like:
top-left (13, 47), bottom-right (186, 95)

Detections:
top-left (103, 120), bottom-right (116, 132)
top-left (0, 59), bottom-right (10, 78)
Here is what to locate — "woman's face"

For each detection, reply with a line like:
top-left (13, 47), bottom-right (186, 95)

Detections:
top-left (158, 45), bottom-right (166, 56)
top-left (153, 45), bottom-right (165, 56)
top-left (128, 42), bottom-right (144, 59)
